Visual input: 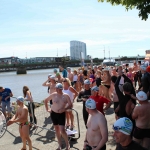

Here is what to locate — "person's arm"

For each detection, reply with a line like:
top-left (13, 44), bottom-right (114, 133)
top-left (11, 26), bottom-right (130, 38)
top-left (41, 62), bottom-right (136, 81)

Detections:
top-left (0, 96), bottom-right (2, 106)
top-left (42, 79), bottom-right (51, 86)
top-left (7, 109), bottom-right (19, 126)
top-left (77, 91), bottom-right (84, 102)
top-left (69, 86), bottom-right (79, 102)
top-left (94, 116), bottom-right (108, 150)
top-left (44, 94), bottom-right (53, 112)
top-left (132, 106), bottom-right (138, 120)
top-left (5, 89), bottom-right (13, 100)
top-left (115, 76), bottom-right (124, 101)
top-left (58, 94), bottom-right (73, 113)
top-left (102, 97), bottom-right (111, 111)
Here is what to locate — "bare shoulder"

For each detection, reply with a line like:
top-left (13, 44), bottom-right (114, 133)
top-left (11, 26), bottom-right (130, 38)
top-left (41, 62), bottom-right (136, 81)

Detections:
top-left (97, 111), bottom-right (106, 122)
top-left (63, 93), bottom-right (70, 98)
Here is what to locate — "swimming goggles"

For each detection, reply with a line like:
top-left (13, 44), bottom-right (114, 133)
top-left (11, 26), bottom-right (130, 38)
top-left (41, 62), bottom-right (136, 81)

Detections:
top-left (112, 125), bottom-right (122, 131)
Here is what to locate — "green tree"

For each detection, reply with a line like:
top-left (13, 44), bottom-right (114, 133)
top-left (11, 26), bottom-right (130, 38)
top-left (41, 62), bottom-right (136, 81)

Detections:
top-left (98, 0), bottom-right (150, 20)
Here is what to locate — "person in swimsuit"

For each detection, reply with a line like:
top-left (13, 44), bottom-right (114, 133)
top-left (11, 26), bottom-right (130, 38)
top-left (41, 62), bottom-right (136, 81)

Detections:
top-left (99, 69), bottom-right (111, 100)
top-left (44, 83), bottom-right (72, 150)
top-left (127, 67), bottom-right (134, 83)
top-left (23, 86), bottom-right (37, 126)
top-left (113, 117), bottom-right (147, 150)
top-left (132, 91), bottom-right (150, 149)
top-left (62, 78), bottom-right (78, 130)
top-left (83, 99), bottom-right (108, 150)
top-left (42, 75), bottom-right (56, 105)
top-left (7, 96), bottom-right (32, 150)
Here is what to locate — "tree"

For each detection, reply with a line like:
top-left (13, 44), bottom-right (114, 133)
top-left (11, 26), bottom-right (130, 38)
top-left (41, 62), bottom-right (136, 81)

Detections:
top-left (98, 0), bottom-right (150, 20)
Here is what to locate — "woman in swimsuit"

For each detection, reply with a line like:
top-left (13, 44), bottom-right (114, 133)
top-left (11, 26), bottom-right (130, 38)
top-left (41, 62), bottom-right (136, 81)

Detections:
top-left (23, 86), bottom-right (37, 127)
top-left (99, 69), bottom-right (111, 100)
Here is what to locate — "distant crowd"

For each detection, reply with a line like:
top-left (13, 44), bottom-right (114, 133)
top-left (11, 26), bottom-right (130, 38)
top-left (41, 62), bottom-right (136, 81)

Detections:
top-left (1, 60), bottom-right (150, 150)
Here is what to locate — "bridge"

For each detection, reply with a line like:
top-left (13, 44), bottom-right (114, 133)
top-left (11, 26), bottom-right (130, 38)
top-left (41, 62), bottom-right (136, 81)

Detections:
top-left (0, 56), bottom-right (145, 74)
top-left (0, 60), bottom-right (82, 74)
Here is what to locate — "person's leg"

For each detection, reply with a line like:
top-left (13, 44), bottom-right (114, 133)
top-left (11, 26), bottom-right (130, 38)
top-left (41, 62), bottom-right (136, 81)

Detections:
top-left (143, 138), bottom-right (150, 149)
top-left (54, 125), bottom-right (62, 149)
top-left (31, 103), bottom-right (37, 124)
top-left (22, 124), bottom-right (32, 150)
top-left (69, 111), bottom-right (74, 129)
top-left (19, 126), bottom-right (27, 150)
top-left (2, 101), bottom-right (6, 117)
top-left (65, 112), bottom-right (70, 128)
top-left (59, 125), bottom-right (70, 150)
top-left (6, 101), bottom-right (11, 118)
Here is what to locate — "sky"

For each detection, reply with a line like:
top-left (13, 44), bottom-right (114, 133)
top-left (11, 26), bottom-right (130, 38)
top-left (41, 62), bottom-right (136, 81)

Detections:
top-left (0, 0), bottom-right (150, 59)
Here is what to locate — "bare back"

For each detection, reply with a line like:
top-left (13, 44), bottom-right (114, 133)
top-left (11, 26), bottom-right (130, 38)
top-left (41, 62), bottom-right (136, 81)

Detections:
top-left (134, 102), bottom-right (150, 128)
top-left (68, 72), bottom-right (73, 82)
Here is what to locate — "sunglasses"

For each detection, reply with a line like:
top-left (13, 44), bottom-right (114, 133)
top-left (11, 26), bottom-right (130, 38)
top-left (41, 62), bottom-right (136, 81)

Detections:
top-left (112, 125), bottom-right (121, 131)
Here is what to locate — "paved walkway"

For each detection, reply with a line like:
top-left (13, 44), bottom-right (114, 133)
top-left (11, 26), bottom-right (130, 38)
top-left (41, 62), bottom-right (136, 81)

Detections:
top-left (0, 102), bottom-right (116, 150)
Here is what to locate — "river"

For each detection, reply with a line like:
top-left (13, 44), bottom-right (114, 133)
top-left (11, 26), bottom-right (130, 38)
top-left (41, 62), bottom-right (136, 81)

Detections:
top-left (0, 69), bottom-right (58, 103)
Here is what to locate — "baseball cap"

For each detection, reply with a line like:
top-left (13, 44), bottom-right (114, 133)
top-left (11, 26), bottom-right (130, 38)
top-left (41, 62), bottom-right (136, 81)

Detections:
top-left (50, 75), bottom-right (56, 80)
top-left (54, 68), bottom-right (58, 73)
top-left (113, 117), bottom-right (133, 135)
top-left (136, 91), bottom-right (147, 101)
top-left (55, 83), bottom-right (63, 89)
top-left (84, 79), bottom-right (90, 85)
top-left (91, 86), bottom-right (99, 92)
top-left (140, 65), bottom-right (147, 71)
top-left (146, 66), bottom-right (150, 73)
top-left (85, 98), bottom-right (96, 109)
top-left (17, 96), bottom-right (24, 103)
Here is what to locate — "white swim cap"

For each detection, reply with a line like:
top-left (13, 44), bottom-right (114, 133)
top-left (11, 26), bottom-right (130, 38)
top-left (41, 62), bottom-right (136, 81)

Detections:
top-left (113, 117), bottom-right (133, 135)
top-left (91, 86), bottom-right (99, 92)
top-left (85, 98), bottom-right (96, 109)
top-left (136, 91), bottom-right (147, 101)
top-left (84, 79), bottom-right (90, 85)
top-left (50, 75), bottom-right (56, 80)
top-left (17, 96), bottom-right (24, 103)
top-left (55, 83), bottom-right (63, 90)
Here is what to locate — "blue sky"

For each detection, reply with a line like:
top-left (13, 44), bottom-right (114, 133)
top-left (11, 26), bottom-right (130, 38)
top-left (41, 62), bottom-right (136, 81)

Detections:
top-left (0, 0), bottom-right (149, 59)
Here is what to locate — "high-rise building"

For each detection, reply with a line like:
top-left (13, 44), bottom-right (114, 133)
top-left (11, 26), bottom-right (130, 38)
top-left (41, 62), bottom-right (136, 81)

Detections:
top-left (70, 41), bottom-right (87, 60)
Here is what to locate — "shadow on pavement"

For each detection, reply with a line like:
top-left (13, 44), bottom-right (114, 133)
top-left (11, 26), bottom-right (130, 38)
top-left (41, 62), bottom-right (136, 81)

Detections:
top-left (105, 108), bottom-right (114, 115)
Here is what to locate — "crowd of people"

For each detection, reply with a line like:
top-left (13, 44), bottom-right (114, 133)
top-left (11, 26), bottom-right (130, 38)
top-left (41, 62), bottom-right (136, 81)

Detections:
top-left (1, 61), bottom-right (150, 150)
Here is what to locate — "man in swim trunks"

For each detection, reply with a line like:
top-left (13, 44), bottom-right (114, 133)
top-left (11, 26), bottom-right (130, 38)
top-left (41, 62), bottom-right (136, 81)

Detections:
top-left (7, 96), bottom-right (32, 150)
top-left (44, 83), bottom-right (72, 150)
top-left (132, 91), bottom-right (150, 149)
top-left (113, 117), bottom-right (147, 150)
top-left (83, 99), bottom-right (108, 150)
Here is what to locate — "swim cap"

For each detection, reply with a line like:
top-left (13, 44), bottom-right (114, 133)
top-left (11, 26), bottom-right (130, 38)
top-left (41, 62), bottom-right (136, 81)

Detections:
top-left (113, 117), bottom-right (133, 135)
top-left (67, 67), bottom-right (71, 70)
top-left (17, 96), bottom-right (24, 103)
top-left (55, 83), bottom-right (63, 90)
top-left (50, 75), bottom-right (56, 80)
top-left (84, 79), bottom-right (90, 85)
top-left (136, 91), bottom-right (147, 101)
top-left (91, 86), bottom-right (99, 92)
top-left (48, 74), bottom-right (52, 78)
top-left (56, 72), bottom-right (60, 76)
top-left (85, 98), bottom-right (96, 109)
top-left (54, 68), bottom-right (58, 73)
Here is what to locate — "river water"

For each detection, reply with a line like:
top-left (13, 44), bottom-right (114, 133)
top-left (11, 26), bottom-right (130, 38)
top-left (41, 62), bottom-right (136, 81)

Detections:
top-left (0, 69), bottom-right (57, 103)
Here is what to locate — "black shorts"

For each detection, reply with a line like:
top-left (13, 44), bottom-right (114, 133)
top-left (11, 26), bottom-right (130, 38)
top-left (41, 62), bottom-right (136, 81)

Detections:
top-left (86, 144), bottom-right (106, 150)
top-left (51, 111), bottom-right (66, 126)
top-left (133, 126), bottom-right (150, 139)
